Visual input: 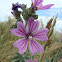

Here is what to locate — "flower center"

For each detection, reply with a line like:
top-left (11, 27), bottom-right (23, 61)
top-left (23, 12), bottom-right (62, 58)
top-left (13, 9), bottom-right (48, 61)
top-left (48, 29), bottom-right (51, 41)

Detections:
top-left (28, 36), bottom-right (33, 40)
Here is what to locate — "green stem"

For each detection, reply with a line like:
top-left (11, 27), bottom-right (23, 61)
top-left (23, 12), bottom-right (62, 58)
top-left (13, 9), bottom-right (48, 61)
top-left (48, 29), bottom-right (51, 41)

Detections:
top-left (39, 53), bottom-right (44, 62)
top-left (25, 21), bottom-right (27, 27)
top-left (17, 17), bottom-right (23, 23)
top-left (40, 45), bottom-right (47, 62)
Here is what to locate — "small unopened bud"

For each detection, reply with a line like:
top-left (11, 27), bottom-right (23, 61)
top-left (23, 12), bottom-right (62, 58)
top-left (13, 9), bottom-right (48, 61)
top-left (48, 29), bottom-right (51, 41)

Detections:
top-left (11, 12), bottom-right (14, 14)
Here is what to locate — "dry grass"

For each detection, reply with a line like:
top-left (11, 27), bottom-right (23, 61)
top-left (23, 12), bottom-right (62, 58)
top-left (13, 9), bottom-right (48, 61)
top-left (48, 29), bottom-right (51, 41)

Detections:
top-left (42, 42), bottom-right (62, 62)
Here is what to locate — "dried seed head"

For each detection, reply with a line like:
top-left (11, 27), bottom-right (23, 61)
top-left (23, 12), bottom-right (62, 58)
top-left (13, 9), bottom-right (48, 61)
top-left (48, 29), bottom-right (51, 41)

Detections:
top-left (46, 17), bottom-right (54, 29)
top-left (52, 13), bottom-right (58, 27)
top-left (48, 28), bottom-right (54, 38)
top-left (46, 17), bottom-right (54, 36)
top-left (44, 38), bottom-right (53, 50)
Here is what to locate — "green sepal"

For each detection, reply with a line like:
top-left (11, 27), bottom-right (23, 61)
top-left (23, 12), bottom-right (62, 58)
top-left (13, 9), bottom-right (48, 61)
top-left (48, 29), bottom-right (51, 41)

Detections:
top-left (10, 24), bottom-right (17, 29)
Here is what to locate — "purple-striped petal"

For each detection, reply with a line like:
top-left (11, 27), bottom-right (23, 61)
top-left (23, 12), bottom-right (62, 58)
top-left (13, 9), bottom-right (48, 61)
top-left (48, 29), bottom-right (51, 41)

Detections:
top-left (17, 21), bottom-right (27, 35)
top-left (26, 59), bottom-right (32, 62)
top-left (11, 28), bottom-right (26, 37)
top-left (27, 17), bottom-right (39, 34)
top-left (59, 58), bottom-right (62, 60)
top-left (26, 59), bottom-right (38, 62)
top-left (37, 3), bottom-right (43, 8)
top-left (60, 33), bottom-right (62, 35)
top-left (11, 21), bottom-right (27, 37)
top-left (13, 38), bottom-right (28, 54)
top-left (34, 59), bottom-right (38, 62)
top-left (32, 28), bottom-right (49, 41)
top-left (29, 39), bottom-right (44, 55)
top-left (38, 4), bottom-right (54, 10)
top-left (32, 0), bottom-right (43, 7)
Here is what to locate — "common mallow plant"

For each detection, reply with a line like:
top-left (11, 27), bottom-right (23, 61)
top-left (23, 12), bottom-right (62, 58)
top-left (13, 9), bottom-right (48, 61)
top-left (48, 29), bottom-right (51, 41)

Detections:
top-left (10, 0), bottom-right (54, 62)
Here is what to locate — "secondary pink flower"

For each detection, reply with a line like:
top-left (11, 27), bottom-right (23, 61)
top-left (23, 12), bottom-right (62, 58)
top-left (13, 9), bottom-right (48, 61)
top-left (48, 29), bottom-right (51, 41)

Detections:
top-left (59, 58), bottom-right (62, 60)
top-left (31, 0), bottom-right (54, 10)
top-left (11, 17), bottom-right (48, 55)
top-left (61, 33), bottom-right (62, 35)
top-left (26, 58), bottom-right (38, 62)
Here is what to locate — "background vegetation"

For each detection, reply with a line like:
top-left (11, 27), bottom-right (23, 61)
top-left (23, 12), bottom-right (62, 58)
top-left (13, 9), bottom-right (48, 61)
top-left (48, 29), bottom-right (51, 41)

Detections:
top-left (0, 17), bottom-right (62, 62)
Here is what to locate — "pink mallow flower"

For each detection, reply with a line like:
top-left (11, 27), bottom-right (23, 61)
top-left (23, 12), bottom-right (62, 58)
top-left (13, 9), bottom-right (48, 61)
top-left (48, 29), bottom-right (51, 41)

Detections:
top-left (31, 0), bottom-right (54, 10)
top-left (26, 58), bottom-right (38, 62)
top-left (61, 33), bottom-right (62, 35)
top-left (11, 17), bottom-right (49, 55)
